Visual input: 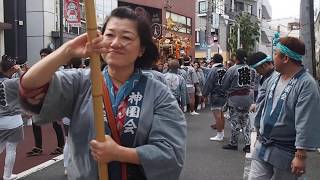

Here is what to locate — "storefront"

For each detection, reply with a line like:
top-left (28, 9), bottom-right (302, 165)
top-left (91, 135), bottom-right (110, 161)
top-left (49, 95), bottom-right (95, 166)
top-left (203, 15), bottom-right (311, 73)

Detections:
top-left (118, 1), bottom-right (194, 63)
top-left (155, 11), bottom-right (192, 62)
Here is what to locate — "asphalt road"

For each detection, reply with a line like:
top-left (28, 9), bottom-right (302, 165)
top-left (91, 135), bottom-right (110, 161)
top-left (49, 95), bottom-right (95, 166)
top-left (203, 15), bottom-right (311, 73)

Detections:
top-left (18, 108), bottom-right (320, 180)
top-left (0, 122), bottom-right (65, 180)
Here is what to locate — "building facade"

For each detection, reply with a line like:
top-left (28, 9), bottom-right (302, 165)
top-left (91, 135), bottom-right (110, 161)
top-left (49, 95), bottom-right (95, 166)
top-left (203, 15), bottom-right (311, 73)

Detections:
top-left (225, 0), bottom-right (273, 55)
top-left (6, 0), bottom-right (193, 65)
top-left (118, 0), bottom-right (195, 61)
top-left (26, 0), bottom-right (117, 65)
top-left (1, 0), bottom-right (27, 63)
top-left (0, 0), bottom-right (7, 57)
top-left (195, 0), bottom-right (227, 60)
top-left (269, 17), bottom-right (300, 38)
top-left (258, 0), bottom-right (273, 55)
top-left (195, 0), bottom-right (273, 61)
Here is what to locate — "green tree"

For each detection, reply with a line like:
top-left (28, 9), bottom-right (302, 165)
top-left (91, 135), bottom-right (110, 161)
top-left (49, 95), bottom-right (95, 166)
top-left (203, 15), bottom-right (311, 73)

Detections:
top-left (228, 13), bottom-right (260, 56)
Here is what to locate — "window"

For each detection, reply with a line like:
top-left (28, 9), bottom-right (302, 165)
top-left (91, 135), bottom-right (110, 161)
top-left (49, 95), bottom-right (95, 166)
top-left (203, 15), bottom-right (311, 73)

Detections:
top-left (213, 0), bottom-right (224, 15)
top-left (199, 1), bottom-right (207, 14)
top-left (235, 2), bottom-right (244, 12)
top-left (80, 3), bottom-right (86, 21)
top-left (229, 0), bottom-right (234, 12)
top-left (288, 22), bottom-right (300, 31)
top-left (246, 4), bottom-right (252, 15)
top-left (166, 12), bottom-right (192, 34)
top-left (195, 31), bottom-right (200, 43)
top-left (187, 18), bottom-right (191, 26)
top-left (70, 26), bottom-right (80, 35)
top-left (230, 0), bottom-right (234, 12)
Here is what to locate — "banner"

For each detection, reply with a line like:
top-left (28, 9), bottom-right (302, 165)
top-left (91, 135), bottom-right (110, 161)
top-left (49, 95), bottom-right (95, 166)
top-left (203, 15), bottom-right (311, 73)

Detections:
top-left (64, 0), bottom-right (81, 27)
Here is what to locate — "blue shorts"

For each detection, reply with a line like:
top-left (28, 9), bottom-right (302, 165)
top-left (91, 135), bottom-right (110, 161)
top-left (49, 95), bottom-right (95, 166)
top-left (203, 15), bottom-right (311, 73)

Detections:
top-left (210, 95), bottom-right (227, 109)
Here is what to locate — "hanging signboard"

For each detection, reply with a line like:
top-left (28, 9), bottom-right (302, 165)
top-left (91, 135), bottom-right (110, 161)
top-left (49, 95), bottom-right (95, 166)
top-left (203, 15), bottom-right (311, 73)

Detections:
top-left (64, 0), bottom-right (81, 27)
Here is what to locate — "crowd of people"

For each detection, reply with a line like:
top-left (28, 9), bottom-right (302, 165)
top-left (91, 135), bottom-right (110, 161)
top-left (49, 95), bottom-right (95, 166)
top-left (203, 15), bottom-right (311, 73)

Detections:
top-left (0, 6), bottom-right (320, 180)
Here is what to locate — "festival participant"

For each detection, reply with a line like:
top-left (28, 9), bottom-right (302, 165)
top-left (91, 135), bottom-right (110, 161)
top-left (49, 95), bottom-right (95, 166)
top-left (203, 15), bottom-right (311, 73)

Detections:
top-left (193, 62), bottom-right (205, 111)
top-left (221, 49), bottom-right (253, 153)
top-left (62, 117), bottom-right (70, 176)
top-left (225, 59), bottom-right (235, 69)
top-left (247, 51), bottom-right (275, 113)
top-left (26, 48), bottom-right (65, 156)
top-left (203, 54), bottom-right (227, 141)
top-left (249, 37), bottom-right (320, 179)
top-left (0, 55), bottom-right (24, 180)
top-left (19, 7), bottom-right (186, 180)
top-left (164, 59), bottom-right (187, 110)
top-left (141, 67), bottom-right (167, 85)
top-left (182, 56), bottom-right (200, 115)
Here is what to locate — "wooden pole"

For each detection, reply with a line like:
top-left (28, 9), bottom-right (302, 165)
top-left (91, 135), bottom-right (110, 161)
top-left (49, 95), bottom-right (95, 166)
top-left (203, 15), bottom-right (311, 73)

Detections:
top-left (84, 1), bottom-right (108, 180)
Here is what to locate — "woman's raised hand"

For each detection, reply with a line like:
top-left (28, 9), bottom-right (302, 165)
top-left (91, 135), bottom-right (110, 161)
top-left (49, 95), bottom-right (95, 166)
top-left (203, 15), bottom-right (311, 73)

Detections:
top-left (63, 32), bottom-right (107, 58)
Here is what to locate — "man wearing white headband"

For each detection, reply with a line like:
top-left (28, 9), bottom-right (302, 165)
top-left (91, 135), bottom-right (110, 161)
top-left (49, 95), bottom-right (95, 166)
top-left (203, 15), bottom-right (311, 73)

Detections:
top-left (249, 37), bottom-right (320, 179)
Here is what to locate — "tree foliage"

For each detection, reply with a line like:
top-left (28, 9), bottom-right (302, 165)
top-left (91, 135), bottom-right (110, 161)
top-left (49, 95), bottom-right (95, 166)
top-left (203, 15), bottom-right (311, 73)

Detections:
top-left (228, 13), bottom-right (260, 56)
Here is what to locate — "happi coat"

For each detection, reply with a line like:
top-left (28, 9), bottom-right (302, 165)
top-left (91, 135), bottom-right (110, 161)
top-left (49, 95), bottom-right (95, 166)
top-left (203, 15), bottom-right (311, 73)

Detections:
top-left (0, 76), bottom-right (22, 129)
top-left (164, 71), bottom-right (187, 107)
top-left (252, 68), bottom-right (320, 170)
top-left (202, 63), bottom-right (227, 100)
top-left (21, 68), bottom-right (187, 180)
top-left (221, 64), bottom-right (254, 109)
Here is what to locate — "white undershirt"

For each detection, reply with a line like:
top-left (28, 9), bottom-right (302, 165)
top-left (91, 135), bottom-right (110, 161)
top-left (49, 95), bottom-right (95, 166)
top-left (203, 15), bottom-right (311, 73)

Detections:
top-left (272, 77), bottom-right (290, 111)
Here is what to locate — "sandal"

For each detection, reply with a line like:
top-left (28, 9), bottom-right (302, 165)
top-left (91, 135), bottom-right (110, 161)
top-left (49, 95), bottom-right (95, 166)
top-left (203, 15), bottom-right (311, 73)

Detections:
top-left (26, 147), bottom-right (43, 156)
top-left (50, 147), bottom-right (63, 155)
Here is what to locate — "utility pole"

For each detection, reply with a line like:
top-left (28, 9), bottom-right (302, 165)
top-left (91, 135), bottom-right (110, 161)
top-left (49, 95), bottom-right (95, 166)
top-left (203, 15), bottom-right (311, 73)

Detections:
top-left (309, 0), bottom-right (316, 78)
top-left (59, 0), bottom-right (64, 48)
top-left (300, 0), bottom-right (316, 77)
top-left (13, 0), bottom-right (19, 59)
top-left (206, 0), bottom-right (213, 61)
top-left (237, 23), bottom-right (240, 49)
top-left (226, 18), bottom-right (240, 50)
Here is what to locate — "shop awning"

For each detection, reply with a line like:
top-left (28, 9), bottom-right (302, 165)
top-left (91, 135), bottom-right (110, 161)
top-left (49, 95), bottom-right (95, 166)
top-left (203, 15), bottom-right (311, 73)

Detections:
top-left (0, 22), bottom-right (12, 30)
top-left (195, 50), bottom-right (229, 62)
top-left (195, 51), bottom-right (207, 59)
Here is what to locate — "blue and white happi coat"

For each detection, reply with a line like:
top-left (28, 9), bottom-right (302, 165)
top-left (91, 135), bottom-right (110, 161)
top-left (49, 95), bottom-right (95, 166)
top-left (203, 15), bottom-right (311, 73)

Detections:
top-left (252, 68), bottom-right (320, 170)
top-left (22, 68), bottom-right (187, 180)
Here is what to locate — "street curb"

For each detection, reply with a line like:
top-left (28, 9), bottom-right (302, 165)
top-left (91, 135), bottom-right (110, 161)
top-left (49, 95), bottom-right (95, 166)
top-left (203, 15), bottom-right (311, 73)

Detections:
top-left (16, 155), bottom-right (64, 179)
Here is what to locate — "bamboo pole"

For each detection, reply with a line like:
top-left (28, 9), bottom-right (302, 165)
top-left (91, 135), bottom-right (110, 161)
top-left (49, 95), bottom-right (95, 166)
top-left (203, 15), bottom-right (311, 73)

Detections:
top-left (84, 1), bottom-right (108, 180)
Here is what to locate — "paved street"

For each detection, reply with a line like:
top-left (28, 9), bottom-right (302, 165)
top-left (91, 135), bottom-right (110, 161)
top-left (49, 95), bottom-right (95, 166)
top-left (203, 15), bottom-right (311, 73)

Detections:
top-left (0, 123), bottom-right (65, 180)
top-left (14, 108), bottom-right (320, 180)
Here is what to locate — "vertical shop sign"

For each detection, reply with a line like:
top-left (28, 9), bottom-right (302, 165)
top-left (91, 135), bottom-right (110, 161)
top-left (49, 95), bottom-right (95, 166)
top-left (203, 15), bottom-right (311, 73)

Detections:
top-left (65, 0), bottom-right (81, 27)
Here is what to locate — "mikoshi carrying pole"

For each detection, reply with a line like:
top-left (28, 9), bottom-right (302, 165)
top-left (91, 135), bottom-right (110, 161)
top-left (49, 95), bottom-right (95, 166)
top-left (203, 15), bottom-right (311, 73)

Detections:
top-left (84, 0), bottom-right (108, 179)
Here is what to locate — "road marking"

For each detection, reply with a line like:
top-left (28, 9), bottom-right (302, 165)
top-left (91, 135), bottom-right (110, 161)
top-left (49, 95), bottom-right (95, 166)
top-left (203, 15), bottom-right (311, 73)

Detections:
top-left (16, 155), bottom-right (64, 179)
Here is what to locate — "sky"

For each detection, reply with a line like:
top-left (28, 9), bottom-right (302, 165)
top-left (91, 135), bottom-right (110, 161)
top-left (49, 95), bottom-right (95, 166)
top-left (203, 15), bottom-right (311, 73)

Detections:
top-left (269, 0), bottom-right (300, 19)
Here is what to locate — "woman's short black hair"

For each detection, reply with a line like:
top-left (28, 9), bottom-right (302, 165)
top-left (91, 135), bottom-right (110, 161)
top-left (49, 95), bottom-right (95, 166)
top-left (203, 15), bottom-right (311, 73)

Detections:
top-left (1, 55), bottom-right (16, 72)
top-left (101, 7), bottom-right (159, 69)
top-left (247, 51), bottom-right (268, 67)
top-left (212, 54), bottom-right (223, 63)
